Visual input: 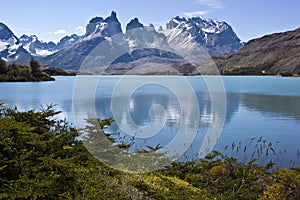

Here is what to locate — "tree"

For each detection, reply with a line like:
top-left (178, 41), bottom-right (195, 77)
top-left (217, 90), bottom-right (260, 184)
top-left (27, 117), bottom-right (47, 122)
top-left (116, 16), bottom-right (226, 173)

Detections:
top-left (0, 59), bottom-right (7, 74)
top-left (29, 57), bottom-right (42, 77)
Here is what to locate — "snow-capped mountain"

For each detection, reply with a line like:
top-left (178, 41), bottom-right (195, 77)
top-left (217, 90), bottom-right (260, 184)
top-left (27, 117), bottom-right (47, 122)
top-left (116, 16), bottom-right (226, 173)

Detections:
top-left (0, 22), bottom-right (31, 62)
top-left (40, 11), bottom-right (123, 70)
top-left (19, 34), bottom-right (80, 57)
top-left (162, 16), bottom-right (243, 55)
top-left (0, 11), bottom-right (243, 72)
top-left (56, 34), bottom-right (80, 50)
top-left (20, 34), bottom-right (57, 57)
top-left (0, 22), bottom-right (81, 62)
top-left (41, 13), bottom-right (183, 71)
top-left (41, 12), bottom-right (243, 71)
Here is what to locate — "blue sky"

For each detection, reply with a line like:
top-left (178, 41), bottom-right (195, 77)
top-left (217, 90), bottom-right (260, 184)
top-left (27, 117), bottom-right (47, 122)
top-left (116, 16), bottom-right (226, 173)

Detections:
top-left (1, 0), bottom-right (300, 43)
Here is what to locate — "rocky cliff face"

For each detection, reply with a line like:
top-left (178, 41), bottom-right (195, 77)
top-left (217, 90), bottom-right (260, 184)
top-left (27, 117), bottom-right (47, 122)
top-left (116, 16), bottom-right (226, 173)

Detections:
top-left (126, 18), bottom-right (144, 31)
top-left (56, 34), bottom-right (80, 50)
top-left (40, 11), bottom-right (124, 70)
top-left (162, 16), bottom-right (243, 55)
top-left (84, 11), bottom-right (122, 38)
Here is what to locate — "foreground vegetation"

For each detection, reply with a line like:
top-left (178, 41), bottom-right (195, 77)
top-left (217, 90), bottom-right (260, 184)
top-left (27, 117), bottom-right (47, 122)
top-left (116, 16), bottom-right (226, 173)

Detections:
top-left (0, 104), bottom-right (299, 199)
top-left (0, 58), bottom-right (54, 82)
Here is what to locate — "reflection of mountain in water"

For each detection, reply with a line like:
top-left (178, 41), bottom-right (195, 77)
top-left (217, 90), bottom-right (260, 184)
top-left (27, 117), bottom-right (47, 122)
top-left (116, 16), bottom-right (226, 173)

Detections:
top-left (94, 92), bottom-right (240, 132)
top-left (93, 88), bottom-right (240, 158)
top-left (241, 94), bottom-right (300, 121)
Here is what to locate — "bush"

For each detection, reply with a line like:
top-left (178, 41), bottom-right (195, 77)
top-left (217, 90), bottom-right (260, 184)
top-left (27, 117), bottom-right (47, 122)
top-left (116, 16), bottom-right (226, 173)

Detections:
top-left (0, 103), bottom-right (299, 199)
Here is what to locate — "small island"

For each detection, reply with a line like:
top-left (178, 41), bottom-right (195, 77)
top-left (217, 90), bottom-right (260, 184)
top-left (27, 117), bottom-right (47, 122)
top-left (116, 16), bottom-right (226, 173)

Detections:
top-left (0, 58), bottom-right (55, 82)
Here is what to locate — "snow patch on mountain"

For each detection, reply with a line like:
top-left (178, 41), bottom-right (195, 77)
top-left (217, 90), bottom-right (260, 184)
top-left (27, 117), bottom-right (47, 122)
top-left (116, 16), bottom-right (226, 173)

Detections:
top-left (84, 11), bottom-right (122, 39)
top-left (161, 16), bottom-right (243, 55)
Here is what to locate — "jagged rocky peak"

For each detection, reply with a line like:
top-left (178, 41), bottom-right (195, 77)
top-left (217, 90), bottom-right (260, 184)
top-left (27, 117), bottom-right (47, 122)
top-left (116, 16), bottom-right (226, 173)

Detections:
top-left (19, 34), bottom-right (30, 41)
top-left (85, 17), bottom-right (104, 36)
top-left (146, 23), bottom-right (156, 31)
top-left (126, 18), bottom-right (144, 31)
top-left (163, 15), bottom-right (243, 55)
top-left (19, 34), bottom-right (39, 45)
top-left (166, 15), bottom-right (232, 34)
top-left (85, 11), bottom-right (122, 37)
top-left (63, 34), bottom-right (79, 41)
top-left (101, 11), bottom-right (122, 37)
top-left (89, 16), bottom-right (104, 24)
top-left (166, 16), bottom-right (188, 29)
top-left (0, 22), bottom-right (18, 43)
top-left (31, 35), bottom-right (38, 40)
top-left (104, 11), bottom-right (118, 23)
top-left (190, 17), bottom-right (229, 33)
top-left (56, 34), bottom-right (80, 49)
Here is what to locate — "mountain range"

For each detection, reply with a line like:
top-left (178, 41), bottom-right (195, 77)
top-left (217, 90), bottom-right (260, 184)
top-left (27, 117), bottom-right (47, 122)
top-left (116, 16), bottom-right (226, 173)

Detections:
top-left (0, 11), bottom-right (243, 73)
top-left (2, 11), bottom-right (299, 76)
top-left (0, 22), bottom-right (80, 62)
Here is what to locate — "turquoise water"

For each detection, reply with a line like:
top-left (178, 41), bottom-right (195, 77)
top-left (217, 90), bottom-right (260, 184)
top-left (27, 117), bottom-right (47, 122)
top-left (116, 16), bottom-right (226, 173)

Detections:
top-left (1, 76), bottom-right (300, 167)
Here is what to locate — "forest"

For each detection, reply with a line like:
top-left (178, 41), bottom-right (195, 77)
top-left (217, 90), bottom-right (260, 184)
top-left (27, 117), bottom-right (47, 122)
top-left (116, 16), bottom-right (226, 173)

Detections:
top-left (0, 58), bottom-right (54, 82)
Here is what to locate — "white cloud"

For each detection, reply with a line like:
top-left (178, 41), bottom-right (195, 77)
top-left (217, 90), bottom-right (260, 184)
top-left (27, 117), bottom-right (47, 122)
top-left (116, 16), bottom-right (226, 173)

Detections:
top-left (196, 0), bottom-right (224, 9)
top-left (183, 0), bottom-right (223, 18)
top-left (182, 10), bottom-right (209, 18)
top-left (54, 29), bottom-right (66, 35)
top-left (76, 26), bottom-right (85, 34)
top-left (17, 28), bottom-right (30, 31)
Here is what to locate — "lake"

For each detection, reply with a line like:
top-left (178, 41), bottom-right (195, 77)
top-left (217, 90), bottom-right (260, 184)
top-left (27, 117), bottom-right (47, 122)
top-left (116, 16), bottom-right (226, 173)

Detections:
top-left (1, 76), bottom-right (300, 168)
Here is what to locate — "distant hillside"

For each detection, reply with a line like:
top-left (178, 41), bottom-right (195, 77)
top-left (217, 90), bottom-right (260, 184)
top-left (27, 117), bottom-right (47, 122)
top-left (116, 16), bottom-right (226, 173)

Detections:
top-left (213, 27), bottom-right (300, 76)
top-left (42, 67), bottom-right (76, 76)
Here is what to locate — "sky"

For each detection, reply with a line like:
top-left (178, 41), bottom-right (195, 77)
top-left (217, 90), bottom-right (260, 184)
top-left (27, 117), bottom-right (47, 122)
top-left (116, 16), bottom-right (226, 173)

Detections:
top-left (1, 0), bottom-right (300, 43)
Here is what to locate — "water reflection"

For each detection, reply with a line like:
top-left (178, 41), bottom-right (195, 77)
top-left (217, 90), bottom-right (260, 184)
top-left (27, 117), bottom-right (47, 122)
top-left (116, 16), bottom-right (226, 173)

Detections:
top-left (93, 89), bottom-right (300, 166)
top-left (93, 85), bottom-right (230, 160)
top-left (241, 94), bottom-right (300, 120)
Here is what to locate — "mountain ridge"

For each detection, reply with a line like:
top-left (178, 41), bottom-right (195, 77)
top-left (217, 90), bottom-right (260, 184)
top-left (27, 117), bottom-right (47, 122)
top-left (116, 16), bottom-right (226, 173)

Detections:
top-left (39, 11), bottom-right (243, 71)
top-left (0, 11), bottom-right (243, 72)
